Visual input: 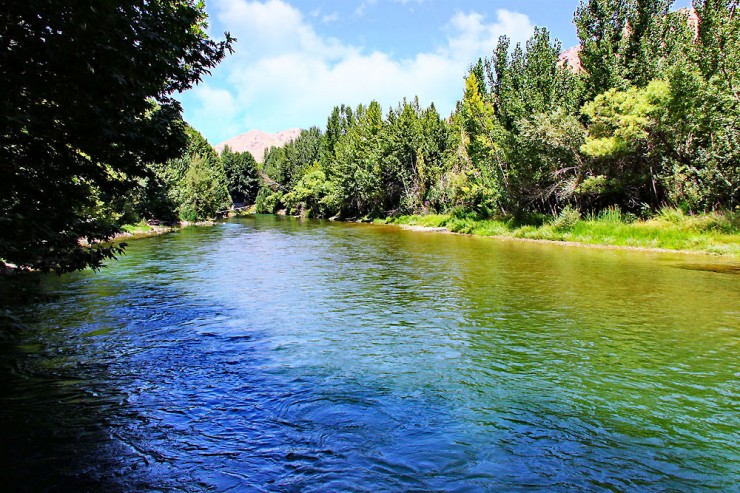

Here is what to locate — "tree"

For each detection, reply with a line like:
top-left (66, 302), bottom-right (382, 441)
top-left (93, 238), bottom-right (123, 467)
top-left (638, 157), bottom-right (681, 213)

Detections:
top-left (574, 0), bottom-right (691, 95)
top-left (331, 101), bottom-right (385, 217)
top-left (0, 1), bottom-right (233, 273)
top-left (220, 146), bottom-right (260, 205)
top-left (178, 155), bottom-right (231, 222)
top-left (580, 79), bottom-right (680, 210)
top-left (575, 0), bottom-right (631, 97)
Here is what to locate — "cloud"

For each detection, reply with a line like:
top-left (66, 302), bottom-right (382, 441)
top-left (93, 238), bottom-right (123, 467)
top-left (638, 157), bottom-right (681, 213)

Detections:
top-left (182, 0), bottom-right (534, 143)
top-left (355, 0), bottom-right (377, 17)
top-left (356, 0), bottom-right (423, 17)
top-left (322, 12), bottom-right (339, 23)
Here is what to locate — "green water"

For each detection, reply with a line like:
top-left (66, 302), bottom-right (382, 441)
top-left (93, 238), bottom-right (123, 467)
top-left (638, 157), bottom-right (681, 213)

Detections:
top-left (1, 215), bottom-right (738, 491)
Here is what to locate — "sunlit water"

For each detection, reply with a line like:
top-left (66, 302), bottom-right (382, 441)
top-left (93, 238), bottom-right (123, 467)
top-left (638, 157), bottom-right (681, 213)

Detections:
top-left (1, 216), bottom-right (738, 492)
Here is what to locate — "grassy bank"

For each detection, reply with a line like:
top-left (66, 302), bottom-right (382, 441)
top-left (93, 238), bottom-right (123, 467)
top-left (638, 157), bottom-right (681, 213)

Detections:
top-left (377, 208), bottom-right (740, 256)
top-left (115, 221), bottom-right (177, 242)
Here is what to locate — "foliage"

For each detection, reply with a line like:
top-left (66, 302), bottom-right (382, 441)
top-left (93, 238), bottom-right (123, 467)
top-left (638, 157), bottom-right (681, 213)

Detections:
top-left (514, 109), bottom-right (588, 211)
top-left (177, 155), bottom-right (230, 222)
top-left (255, 188), bottom-right (284, 214)
top-left (582, 80), bottom-right (671, 158)
top-left (221, 146), bottom-right (260, 205)
top-left (0, 0), bottom-right (232, 273)
top-left (283, 164), bottom-right (337, 217)
top-left (390, 208), bottom-right (740, 255)
top-left (573, 0), bottom-right (680, 95)
top-left (263, 127), bottom-right (322, 189)
top-left (552, 205), bottom-right (583, 231)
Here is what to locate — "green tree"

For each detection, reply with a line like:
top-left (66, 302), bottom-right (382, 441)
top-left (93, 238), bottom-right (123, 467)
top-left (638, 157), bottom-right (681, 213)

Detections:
top-left (515, 110), bottom-right (588, 213)
top-left (178, 155), bottom-right (231, 222)
top-left (456, 72), bottom-right (506, 214)
top-left (384, 98), bottom-right (424, 212)
top-left (0, 1), bottom-right (232, 273)
top-left (574, 0), bottom-right (631, 97)
top-left (220, 146), bottom-right (260, 205)
top-left (574, 0), bottom-right (690, 95)
top-left (581, 80), bottom-right (672, 208)
top-left (331, 102), bottom-right (385, 217)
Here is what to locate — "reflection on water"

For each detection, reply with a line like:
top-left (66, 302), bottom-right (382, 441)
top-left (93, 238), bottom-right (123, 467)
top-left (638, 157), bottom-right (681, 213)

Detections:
top-left (1, 216), bottom-right (738, 491)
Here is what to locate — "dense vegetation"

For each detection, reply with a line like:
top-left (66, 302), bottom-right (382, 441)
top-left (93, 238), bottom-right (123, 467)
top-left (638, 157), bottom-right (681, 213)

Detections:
top-left (124, 129), bottom-right (259, 225)
top-left (1, 0), bottom-right (233, 273)
top-left (3, 0), bottom-right (738, 274)
top-left (255, 0), bottom-right (739, 233)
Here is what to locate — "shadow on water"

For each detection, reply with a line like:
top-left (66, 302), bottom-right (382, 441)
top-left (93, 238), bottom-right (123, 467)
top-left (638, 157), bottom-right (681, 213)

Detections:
top-left (675, 263), bottom-right (740, 275)
top-left (0, 286), bottom-right (135, 491)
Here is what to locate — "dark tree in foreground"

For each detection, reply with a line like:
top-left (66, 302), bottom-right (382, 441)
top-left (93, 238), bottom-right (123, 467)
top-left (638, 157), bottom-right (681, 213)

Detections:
top-left (0, 1), bottom-right (233, 273)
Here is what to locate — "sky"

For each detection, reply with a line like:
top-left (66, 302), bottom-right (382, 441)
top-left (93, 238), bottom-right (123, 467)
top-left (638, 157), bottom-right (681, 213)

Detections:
top-left (179, 0), bottom-right (692, 145)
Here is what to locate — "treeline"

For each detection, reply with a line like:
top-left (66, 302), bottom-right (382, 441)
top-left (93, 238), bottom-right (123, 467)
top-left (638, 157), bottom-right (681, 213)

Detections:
top-left (254, 0), bottom-right (739, 221)
top-left (112, 127), bottom-right (260, 226)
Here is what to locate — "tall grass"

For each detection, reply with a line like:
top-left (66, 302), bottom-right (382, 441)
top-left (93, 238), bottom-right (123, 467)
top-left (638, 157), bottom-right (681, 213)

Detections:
top-left (384, 207), bottom-right (740, 256)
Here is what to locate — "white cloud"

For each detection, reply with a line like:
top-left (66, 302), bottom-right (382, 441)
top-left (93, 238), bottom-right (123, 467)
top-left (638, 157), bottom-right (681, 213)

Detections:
top-left (355, 0), bottom-right (377, 17)
top-left (444, 10), bottom-right (533, 59)
top-left (322, 12), bottom-right (339, 23)
top-left (356, 0), bottom-right (422, 17)
top-left (184, 0), bottom-right (534, 143)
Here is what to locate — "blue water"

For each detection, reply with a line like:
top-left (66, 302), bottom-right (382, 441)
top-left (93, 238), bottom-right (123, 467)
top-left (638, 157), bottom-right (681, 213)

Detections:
top-left (1, 216), bottom-right (738, 491)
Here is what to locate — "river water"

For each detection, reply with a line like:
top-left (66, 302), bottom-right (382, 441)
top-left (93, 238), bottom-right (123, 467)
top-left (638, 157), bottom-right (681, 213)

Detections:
top-left (1, 215), bottom-right (738, 492)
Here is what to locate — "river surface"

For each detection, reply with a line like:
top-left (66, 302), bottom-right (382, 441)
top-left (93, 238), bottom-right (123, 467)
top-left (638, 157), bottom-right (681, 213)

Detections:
top-left (1, 215), bottom-right (738, 492)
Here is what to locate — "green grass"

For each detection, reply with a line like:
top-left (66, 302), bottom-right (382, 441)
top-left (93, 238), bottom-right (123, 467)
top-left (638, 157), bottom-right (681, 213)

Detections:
top-left (120, 221), bottom-right (155, 235)
top-left (383, 208), bottom-right (740, 256)
top-left (114, 221), bottom-right (179, 244)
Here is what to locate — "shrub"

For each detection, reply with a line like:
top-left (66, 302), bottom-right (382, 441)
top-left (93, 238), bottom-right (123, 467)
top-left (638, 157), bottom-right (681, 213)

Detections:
top-left (552, 205), bottom-right (582, 230)
top-left (255, 188), bottom-right (284, 214)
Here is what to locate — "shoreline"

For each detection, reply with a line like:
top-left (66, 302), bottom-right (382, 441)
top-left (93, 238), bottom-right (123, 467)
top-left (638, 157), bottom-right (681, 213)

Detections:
top-left (388, 216), bottom-right (740, 262)
top-left (252, 212), bottom-right (740, 258)
top-left (113, 224), bottom-right (177, 242)
top-left (199, 213), bottom-right (740, 259)
top-left (112, 220), bottom-right (221, 243)
top-left (396, 223), bottom-right (727, 257)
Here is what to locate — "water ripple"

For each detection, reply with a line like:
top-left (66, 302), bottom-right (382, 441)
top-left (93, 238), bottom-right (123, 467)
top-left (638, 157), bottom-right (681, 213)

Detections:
top-left (1, 216), bottom-right (738, 491)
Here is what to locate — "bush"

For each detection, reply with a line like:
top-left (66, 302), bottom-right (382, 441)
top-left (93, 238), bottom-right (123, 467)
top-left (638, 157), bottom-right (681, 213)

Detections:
top-left (552, 205), bottom-right (582, 230)
top-left (255, 188), bottom-right (284, 214)
top-left (282, 164), bottom-right (338, 217)
top-left (597, 205), bottom-right (623, 223)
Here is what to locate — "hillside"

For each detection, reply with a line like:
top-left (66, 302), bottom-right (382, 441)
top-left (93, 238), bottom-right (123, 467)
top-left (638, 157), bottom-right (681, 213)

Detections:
top-left (215, 128), bottom-right (302, 162)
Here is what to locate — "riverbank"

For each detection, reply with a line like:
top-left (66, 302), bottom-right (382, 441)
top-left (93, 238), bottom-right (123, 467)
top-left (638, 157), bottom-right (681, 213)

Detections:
top-left (114, 218), bottom-right (234, 243)
top-left (376, 209), bottom-right (740, 257)
top-left (115, 222), bottom-right (178, 241)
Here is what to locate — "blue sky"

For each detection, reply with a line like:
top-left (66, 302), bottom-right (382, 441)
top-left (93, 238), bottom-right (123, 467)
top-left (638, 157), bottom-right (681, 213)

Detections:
top-left (179, 0), bottom-right (692, 144)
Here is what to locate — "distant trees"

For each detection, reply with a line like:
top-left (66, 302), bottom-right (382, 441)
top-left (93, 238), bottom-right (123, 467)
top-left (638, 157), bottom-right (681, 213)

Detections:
top-left (256, 98), bottom-right (450, 218)
top-left (134, 128), bottom-right (259, 223)
top-left (4, 0), bottom-right (736, 276)
top-left (221, 146), bottom-right (260, 205)
top-left (0, 0), bottom-right (233, 273)
top-left (255, 0), bottom-right (738, 221)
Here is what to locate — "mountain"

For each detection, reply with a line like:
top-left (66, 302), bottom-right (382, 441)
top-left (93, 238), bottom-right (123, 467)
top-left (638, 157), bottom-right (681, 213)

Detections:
top-left (215, 128), bottom-right (302, 162)
top-left (558, 45), bottom-right (583, 72)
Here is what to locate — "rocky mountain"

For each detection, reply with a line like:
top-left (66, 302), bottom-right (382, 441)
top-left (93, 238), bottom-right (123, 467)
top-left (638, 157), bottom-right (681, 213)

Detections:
top-left (558, 45), bottom-right (583, 72)
top-left (215, 128), bottom-right (302, 162)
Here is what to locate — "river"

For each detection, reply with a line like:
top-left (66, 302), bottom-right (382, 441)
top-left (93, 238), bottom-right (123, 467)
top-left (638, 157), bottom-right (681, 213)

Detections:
top-left (1, 215), bottom-right (738, 492)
